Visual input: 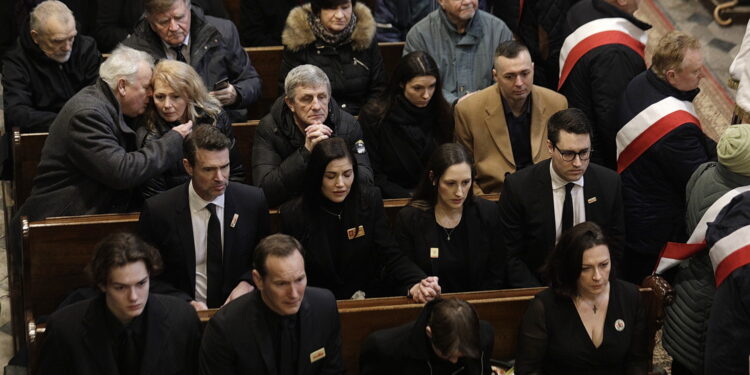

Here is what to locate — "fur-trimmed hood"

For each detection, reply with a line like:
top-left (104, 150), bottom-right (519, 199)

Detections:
top-left (282, 3), bottom-right (376, 51)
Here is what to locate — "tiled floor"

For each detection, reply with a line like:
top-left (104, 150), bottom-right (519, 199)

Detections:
top-left (0, 1), bottom-right (747, 372)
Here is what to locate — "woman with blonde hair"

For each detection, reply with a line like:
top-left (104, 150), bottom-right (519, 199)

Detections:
top-left (138, 60), bottom-right (245, 198)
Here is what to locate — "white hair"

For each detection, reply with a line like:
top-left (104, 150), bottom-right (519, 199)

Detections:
top-left (284, 64), bottom-right (331, 99)
top-left (30, 0), bottom-right (75, 34)
top-left (99, 45), bottom-right (155, 90)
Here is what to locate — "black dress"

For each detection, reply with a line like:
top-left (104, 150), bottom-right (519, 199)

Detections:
top-left (360, 94), bottom-right (443, 198)
top-left (515, 279), bottom-right (648, 375)
top-left (393, 197), bottom-right (506, 292)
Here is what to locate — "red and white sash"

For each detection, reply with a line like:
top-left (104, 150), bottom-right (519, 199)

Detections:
top-left (616, 97), bottom-right (700, 174)
top-left (558, 17), bottom-right (648, 90)
top-left (654, 186), bottom-right (750, 274)
top-left (710, 224), bottom-right (750, 286)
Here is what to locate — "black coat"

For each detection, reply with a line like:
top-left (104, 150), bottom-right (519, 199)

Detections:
top-left (2, 23), bottom-right (101, 133)
top-left (498, 159), bottom-right (625, 286)
top-left (239, 0), bottom-right (299, 46)
top-left (280, 187), bottom-right (426, 299)
top-left (136, 109), bottom-right (245, 198)
top-left (394, 197), bottom-right (506, 292)
top-left (280, 3), bottom-right (386, 115)
top-left (123, 6), bottom-right (260, 121)
top-left (617, 70), bottom-right (714, 260)
top-left (360, 299), bottom-right (495, 375)
top-left (252, 96), bottom-right (373, 207)
top-left (38, 294), bottom-right (202, 375)
top-left (559, 0), bottom-right (651, 169)
top-left (359, 95), bottom-right (444, 198)
top-left (138, 182), bottom-right (270, 303)
top-left (199, 287), bottom-right (345, 375)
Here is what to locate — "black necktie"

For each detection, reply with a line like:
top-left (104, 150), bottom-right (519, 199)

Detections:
top-left (278, 317), bottom-right (298, 375)
top-left (171, 45), bottom-right (186, 62)
top-left (206, 203), bottom-right (223, 308)
top-left (118, 327), bottom-right (139, 375)
top-left (562, 183), bottom-right (574, 233)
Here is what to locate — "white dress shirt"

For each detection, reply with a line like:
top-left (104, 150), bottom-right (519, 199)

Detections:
top-left (550, 162), bottom-right (586, 243)
top-left (188, 180), bottom-right (224, 303)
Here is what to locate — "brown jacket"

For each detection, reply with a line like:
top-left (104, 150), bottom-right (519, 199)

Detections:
top-left (454, 84), bottom-right (567, 194)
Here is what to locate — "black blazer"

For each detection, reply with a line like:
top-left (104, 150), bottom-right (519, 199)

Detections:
top-left (498, 159), bottom-right (625, 286)
top-left (394, 197), bottom-right (506, 291)
top-left (38, 294), bottom-right (202, 375)
top-left (199, 287), bottom-right (345, 375)
top-left (139, 182), bottom-right (270, 302)
top-left (280, 187), bottom-right (426, 299)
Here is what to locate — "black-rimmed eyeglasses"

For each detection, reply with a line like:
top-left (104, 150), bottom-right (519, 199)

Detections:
top-left (553, 144), bottom-right (592, 162)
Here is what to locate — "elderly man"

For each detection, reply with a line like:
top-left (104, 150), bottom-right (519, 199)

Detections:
top-left (252, 64), bottom-right (373, 207)
top-left (656, 124), bottom-right (750, 375)
top-left (199, 234), bottom-right (345, 375)
top-left (37, 232), bottom-right (202, 375)
top-left (403, 0), bottom-right (512, 104)
top-left (558, 0), bottom-right (651, 169)
top-left (123, 0), bottom-right (260, 121)
top-left (616, 31), bottom-right (715, 284)
top-left (455, 40), bottom-right (568, 194)
top-left (2, 0), bottom-right (100, 133)
top-left (498, 108), bottom-right (624, 286)
top-left (13, 45), bottom-right (192, 223)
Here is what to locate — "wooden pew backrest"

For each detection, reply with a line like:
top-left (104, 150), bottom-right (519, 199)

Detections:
top-left (12, 129), bottom-right (46, 209)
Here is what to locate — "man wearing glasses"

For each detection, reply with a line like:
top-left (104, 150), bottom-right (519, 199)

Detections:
top-left (498, 108), bottom-right (625, 287)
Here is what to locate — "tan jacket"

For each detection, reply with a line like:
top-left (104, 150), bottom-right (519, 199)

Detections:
top-left (454, 84), bottom-right (568, 194)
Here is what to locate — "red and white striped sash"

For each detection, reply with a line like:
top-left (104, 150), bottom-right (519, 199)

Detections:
top-left (616, 97), bottom-right (700, 174)
top-left (710, 224), bottom-right (750, 286)
top-left (654, 186), bottom-right (750, 274)
top-left (558, 17), bottom-right (647, 90)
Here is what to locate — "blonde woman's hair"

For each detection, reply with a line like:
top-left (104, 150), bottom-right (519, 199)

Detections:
top-left (147, 60), bottom-right (222, 132)
top-left (651, 31), bottom-right (701, 81)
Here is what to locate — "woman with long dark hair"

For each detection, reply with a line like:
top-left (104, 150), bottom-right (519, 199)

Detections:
top-left (393, 143), bottom-right (505, 293)
top-left (359, 51), bottom-right (454, 198)
top-left (516, 222), bottom-right (648, 374)
top-left (280, 137), bottom-right (441, 301)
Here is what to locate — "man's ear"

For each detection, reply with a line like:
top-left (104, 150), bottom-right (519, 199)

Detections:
top-left (117, 78), bottom-right (128, 97)
top-left (425, 325), bottom-right (433, 338)
top-left (252, 269), bottom-right (263, 290)
top-left (30, 30), bottom-right (40, 45)
top-left (284, 96), bottom-right (294, 112)
top-left (546, 139), bottom-right (554, 155)
top-left (98, 283), bottom-right (107, 293)
top-left (182, 158), bottom-right (193, 176)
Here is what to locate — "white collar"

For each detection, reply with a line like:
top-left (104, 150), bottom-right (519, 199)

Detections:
top-left (188, 180), bottom-right (225, 214)
top-left (549, 162), bottom-right (585, 190)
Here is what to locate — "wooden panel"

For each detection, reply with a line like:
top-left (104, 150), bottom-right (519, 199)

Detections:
top-left (12, 129), bottom-right (46, 209)
top-left (245, 46), bottom-right (284, 119)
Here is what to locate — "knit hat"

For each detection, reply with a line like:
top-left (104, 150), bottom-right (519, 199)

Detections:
top-left (718, 124), bottom-right (750, 176)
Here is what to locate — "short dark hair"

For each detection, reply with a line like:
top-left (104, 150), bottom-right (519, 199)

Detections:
top-left (494, 40), bottom-right (529, 60)
top-left (87, 232), bottom-right (163, 287)
top-left (253, 234), bottom-right (305, 278)
top-left (427, 298), bottom-right (482, 359)
top-left (412, 143), bottom-right (476, 208)
top-left (547, 108), bottom-right (592, 145)
top-left (543, 222), bottom-right (610, 297)
top-left (310, 0), bottom-right (357, 15)
top-left (183, 124), bottom-right (232, 166)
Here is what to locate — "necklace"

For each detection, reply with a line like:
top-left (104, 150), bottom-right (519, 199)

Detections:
top-left (581, 298), bottom-right (598, 314)
top-left (442, 226), bottom-right (456, 241)
top-left (321, 206), bottom-right (343, 220)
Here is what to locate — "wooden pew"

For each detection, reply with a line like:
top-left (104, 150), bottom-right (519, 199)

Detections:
top-left (230, 120), bottom-right (259, 185)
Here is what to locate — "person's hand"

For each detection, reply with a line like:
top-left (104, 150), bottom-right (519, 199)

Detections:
top-left (172, 120), bottom-right (193, 138)
top-left (190, 300), bottom-right (208, 311)
top-left (223, 281), bottom-right (255, 306)
top-left (409, 276), bottom-right (441, 303)
top-left (210, 84), bottom-right (238, 106)
top-left (303, 123), bottom-right (333, 152)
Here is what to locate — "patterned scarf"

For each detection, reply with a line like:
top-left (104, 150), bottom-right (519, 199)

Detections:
top-left (308, 11), bottom-right (358, 46)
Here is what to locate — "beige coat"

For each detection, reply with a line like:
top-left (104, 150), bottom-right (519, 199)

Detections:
top-left (454, 84), bottom-right (568, 194)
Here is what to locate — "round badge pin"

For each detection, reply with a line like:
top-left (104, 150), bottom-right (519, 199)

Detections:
top-left (615, 319), bottom-right (625, 332)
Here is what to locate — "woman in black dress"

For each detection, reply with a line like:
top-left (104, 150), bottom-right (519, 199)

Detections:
top-left (393, 143), bottom-right (505, 293)
top-left (137, 60), bottom-right (244, 198)
top-left (516, 222), bottom-right (648, 375)
top-left (280, 137), bottom-right (441, 301)
top-left (359, 51), bottom-right (453, 198)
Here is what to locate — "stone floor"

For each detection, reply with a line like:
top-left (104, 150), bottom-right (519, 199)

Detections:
top-left (0, 0), bottom-right (746, 372)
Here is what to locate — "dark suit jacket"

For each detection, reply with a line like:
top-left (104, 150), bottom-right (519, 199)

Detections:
top-left (199, 287), bottom-right (345, 375)
top-left (37, 293), bottom-right (202, 375)
top-left (139, 182), bottom-right (270, 302)
top-left (498, 159), bottom-right (625, 286)
top-left (393, 197), bottom-right (506, 291)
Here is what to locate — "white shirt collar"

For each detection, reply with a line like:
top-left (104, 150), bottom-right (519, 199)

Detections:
top-left (188, 180), bottom-right (225, 214)
top-left (549, 162), bottom-right (584, 190)
top-left (162, 34), bottom-right (191, 54)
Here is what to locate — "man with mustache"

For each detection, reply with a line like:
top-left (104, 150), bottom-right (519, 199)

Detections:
top-left (498, 108), bottom-right (625, 287)
top-left (454, 40), bottom-right (568, 194)
top-left (139, 125), bottom-right (270, 311)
